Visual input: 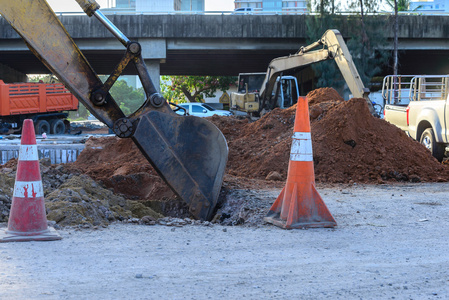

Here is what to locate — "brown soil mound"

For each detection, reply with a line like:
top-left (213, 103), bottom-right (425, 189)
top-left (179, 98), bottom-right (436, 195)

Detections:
top-left (312, 98), bottom-right (449, 183)
top-left (65, 88), bottom-right (449, 208)
top-left (3, 87), bottom-right (448, 225)
top-left (208, 94), bottom-right (449, 184)
top-left (68, 137), bottom-right (175, 201)
top-left (306, 87), bottom-right (344, 105)
top-left (217, 107), bottom-right (295, 180)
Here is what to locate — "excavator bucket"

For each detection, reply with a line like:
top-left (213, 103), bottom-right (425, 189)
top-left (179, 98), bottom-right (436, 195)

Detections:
top-left (0, 0), bottom-right (228, 220)
top-left (132, 112), bottom-right (228, 220)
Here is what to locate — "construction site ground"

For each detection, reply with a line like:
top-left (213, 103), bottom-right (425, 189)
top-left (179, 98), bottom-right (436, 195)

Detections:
top-left (1, 88), bottom-right (449, 298)
top-left (1, 183), bottom-right (449, 299)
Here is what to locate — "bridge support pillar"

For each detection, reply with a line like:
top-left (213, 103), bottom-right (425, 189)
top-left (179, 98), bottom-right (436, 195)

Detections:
top-left (139, 38), bottom-right (166, 94)
top-left (0, 62), bottom-right (27, 83)
top-left (144, 59), bottom-right (161, 93)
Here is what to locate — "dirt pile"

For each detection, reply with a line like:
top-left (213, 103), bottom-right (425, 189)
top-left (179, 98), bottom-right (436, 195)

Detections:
top-left (0, 172), bottom-right (14, 222)
top-left (2, 87), bottom-right (449, 226)
top-left (67, 137), bottom-right (189, 218)
top-left (311, 98), bottom-right (449, 183)
top-left (70, 87), bottom-right (449, 188)
top-left (0, 159), bottom-right (163, 227)
top-left (307, 88), bottom-right (344, 121)
top-left (307, 87), bottom-right (344, 105)
top-left (70, 137), bottom-right (173, 197)
top-left (45, 175), bottom-right (162, 227)
top-left (208, 88), bottom-right (449, 183)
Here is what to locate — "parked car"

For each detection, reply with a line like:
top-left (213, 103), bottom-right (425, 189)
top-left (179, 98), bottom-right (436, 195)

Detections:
top-left (233, 7), bottom-right (254, 14)
top-left (175, 103), bottom-right (233, 117)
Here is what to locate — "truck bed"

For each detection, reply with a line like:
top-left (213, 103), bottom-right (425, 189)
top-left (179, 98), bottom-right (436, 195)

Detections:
top-left (0, 80), bottom-right (78, 116)
top-left (384, 104), bottom-right (409, 132)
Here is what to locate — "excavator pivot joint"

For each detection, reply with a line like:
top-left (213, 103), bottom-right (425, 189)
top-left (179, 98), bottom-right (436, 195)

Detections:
top-left (91, 89), bottom-right (107, 106)
top-left (114, 118), bottom-right (135, 138)
top-left (149, 93), bottom-right (165, 108)
top-left (127, 42), bottom-right (141, 55)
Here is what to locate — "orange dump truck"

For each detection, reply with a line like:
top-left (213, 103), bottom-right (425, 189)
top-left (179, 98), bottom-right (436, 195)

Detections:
top-left (0, 80), bottom-right (78, 134)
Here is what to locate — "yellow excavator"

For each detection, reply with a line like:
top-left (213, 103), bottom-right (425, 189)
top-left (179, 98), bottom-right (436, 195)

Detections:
top-left (0, 0), bottom-right (227, 220)
top-left (230, 29), bottom-right (374, 115)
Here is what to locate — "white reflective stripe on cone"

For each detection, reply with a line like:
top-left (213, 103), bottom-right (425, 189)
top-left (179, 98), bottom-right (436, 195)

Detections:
top-left (18, 145), bottom-right (39, 161)
top-left (13, 181), bottom-right (44, 198)
top-left (290, 132), bottom-right (313, 162)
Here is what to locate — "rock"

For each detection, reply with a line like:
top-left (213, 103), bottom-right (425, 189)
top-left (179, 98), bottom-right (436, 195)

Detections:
top-left (309, 105), bottom-right (324, 120)
top-left (141, 216), bottom-right (156, 226)
top-left (41, 158), bottom-right (52, 167)
top-left (265, 171), bottom-right (283, 181)
top-left (128, 201), bottom-right (162, 220)
top-left (0, 194), bottom-right (10, 203)
top-left (1, 168), bottom-right (13, 174)
top-left (141, 215), bottom-right (156, 224)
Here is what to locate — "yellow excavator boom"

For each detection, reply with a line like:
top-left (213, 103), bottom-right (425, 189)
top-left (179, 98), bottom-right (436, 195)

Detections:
top-left (0, 0), bottom-right (228, 220)
top-left (259, 29), bottom-right (373, 113)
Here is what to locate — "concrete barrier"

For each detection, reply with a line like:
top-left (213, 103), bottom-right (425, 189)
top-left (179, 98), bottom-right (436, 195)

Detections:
top-left (0, 134), bottom-right (111, 165)
top-left (1, 144), bottom-right (85, 165)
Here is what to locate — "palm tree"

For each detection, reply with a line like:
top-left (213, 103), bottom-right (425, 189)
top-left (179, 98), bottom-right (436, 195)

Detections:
top-left (385, 0), bottom-right (408, 11)
top-left (385, 0), bottom-right (422, 12)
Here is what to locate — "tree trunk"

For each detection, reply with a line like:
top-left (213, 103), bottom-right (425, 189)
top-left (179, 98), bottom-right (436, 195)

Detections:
top-left (359, 0), bottom-right (367, 71)
top-left (393, 0), bottom-right (399, 103)
top-left (393, 0), bottom-right (399, 76)
top-left (181, 87), bottom-right (195, 102)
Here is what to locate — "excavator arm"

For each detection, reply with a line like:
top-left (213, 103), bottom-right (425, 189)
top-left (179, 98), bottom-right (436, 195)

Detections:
top-left (0, 0), bottom-right (228, 220)
top-left (259, 29), bottom-right (373, 113)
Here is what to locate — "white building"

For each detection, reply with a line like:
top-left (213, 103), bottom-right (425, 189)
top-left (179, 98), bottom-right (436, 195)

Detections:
top-left (234, 0), bottom-right (307, 13)
top-left (114, 0), bottom-right (182, 11)
top-left (181, 0), bottom-right (205, 11)
top-left (410, 0), bottom-right (449, 13)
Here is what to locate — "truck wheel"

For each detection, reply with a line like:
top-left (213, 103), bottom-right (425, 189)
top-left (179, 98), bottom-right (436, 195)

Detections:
top-left (35, 120), bottom-right (50, 135)
top-left (420, 128), bottom-right (445, 162)
top-left (50, 119), bottom-right (66, 134)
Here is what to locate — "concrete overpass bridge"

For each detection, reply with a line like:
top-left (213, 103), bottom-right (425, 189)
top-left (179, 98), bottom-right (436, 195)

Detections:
top-left (1, 13), bottom-right (448, 87)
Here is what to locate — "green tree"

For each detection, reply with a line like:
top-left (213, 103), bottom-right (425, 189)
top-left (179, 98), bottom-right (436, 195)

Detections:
top-left (346, 0), bottom-right (389, 86)
top-left (385, 0), bottom-right (422, 77)
top-left (307, 0), bottom-right (340, 14)
top-left (108, 79), bottom-right (145, 115)
top-left (68, 102), bottom-right (89, 120)
top-left (27, 74), bottom-right (59, 83)
top-left (385, 0), bottom-right (420, 11)
top-left (306, 1), bottom-right (345, 91)
top-left (306, 0), bottom-right (389, 93)
top-left (161, 76), bottom-right (237, 103)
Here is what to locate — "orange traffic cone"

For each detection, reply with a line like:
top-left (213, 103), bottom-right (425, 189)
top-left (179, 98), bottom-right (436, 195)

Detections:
top-left (264, 97), bottom-right (336, 229)
top-left (0, 119), bottom-right (61, 242)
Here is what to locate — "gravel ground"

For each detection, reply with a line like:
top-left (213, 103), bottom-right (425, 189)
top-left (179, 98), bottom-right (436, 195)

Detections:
top-left (1, 182), bottom-right (449, 299)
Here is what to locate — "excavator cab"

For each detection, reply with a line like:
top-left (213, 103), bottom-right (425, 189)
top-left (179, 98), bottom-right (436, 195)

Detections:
top-left (0, 0), bottom-right (228, 220)
top-left (271, 76), bottom-right (299, 109)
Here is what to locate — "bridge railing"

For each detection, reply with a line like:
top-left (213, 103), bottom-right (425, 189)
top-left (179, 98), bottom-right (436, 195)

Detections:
top-left (52, 10), bottom-right (449, 17)
top-left (54, 10), bottom-right (309, 16)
